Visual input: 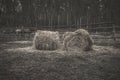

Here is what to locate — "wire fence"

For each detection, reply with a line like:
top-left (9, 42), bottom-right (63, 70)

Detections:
top-left (0, 25), bottom-right (120, 47)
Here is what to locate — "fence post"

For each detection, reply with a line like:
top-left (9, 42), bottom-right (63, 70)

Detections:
top-left (112, 25), bottom-right (116, 41)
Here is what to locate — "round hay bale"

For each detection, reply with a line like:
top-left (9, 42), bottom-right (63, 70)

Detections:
top-left (33, 30), bottom-right (60, 50)
top-left (63, 29), bottom-right (93, 51)
top-left (62, 31), bottom-right (74, 41)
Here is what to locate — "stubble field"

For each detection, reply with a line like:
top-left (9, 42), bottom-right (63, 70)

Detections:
top-left (0, 40), bottom-right (120, 80)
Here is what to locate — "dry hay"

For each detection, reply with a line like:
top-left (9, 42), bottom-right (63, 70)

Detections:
top-left (63, 29), bottom-right (93, 51)
top-left (7, 41), bottom-right (32, 44)
top-left (62, 31), bottom-right (73, 39)
top-left (33, 30), bottom-right (60, 50)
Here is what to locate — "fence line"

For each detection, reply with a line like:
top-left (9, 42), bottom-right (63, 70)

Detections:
top-left (0, 25), bottom-right (120, 42)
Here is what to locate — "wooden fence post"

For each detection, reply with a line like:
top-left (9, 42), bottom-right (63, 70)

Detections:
top-left (112, 26), bottom-right (116, 41)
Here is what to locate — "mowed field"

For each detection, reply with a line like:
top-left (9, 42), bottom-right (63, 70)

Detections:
top-left (0, 39), bottom-right (120, 80)
top-left (0, 29), bottom-right (120, 80)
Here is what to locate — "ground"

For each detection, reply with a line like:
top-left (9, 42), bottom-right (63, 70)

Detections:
top-left (0, 41), bottom-right (120, 80)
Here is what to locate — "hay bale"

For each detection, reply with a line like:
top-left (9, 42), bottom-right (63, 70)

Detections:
top-left (62, 31), bottom-right (74, 41)
top-left (63, 29), bottom-right (93, 51)
top-left (33, 30), bottom-right (60, 50)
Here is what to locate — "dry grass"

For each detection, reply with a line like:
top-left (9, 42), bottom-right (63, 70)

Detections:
top-left (0, 40), bottom-right (120, 80)
top-left (33, 30), bottom-right (60, 50)
top-left (62, 29), bottom-right (93, 51)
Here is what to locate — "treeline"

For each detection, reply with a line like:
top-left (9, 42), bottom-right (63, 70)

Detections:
top-left (0, 0), bottom-right (120, 28)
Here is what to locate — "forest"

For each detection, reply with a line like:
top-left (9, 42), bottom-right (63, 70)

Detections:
top-left (0, 0), bottom-right (120, 28)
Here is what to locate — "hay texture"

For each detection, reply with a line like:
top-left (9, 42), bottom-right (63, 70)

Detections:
top-left (33, 30), bottom-right (60, 50)
top-left (62, 32), bottom-right (73, 41)
top-left (63, 29), bottom-right (93, 51)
